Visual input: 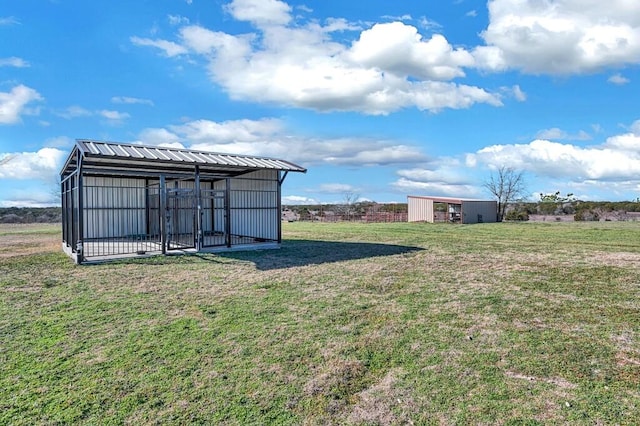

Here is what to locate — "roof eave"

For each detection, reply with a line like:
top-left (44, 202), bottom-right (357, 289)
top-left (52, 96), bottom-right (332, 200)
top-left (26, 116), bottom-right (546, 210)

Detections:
top-left (75, 139), bottom-right (306, 173)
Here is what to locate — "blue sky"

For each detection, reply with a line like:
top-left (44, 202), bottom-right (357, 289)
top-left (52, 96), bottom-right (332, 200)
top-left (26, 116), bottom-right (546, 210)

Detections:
top-left (1, 0), bottom-right (640, 207)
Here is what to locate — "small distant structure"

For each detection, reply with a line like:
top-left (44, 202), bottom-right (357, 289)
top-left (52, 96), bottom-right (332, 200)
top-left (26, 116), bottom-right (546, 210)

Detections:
top-left (407, 196), bottom-right (497, 224)
top-left (281, 208), bottom-right (299, 222)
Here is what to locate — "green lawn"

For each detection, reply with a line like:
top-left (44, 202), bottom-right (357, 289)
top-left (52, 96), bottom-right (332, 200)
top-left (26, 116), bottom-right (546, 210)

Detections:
top-left (1, 221), bottom-right (639, 424)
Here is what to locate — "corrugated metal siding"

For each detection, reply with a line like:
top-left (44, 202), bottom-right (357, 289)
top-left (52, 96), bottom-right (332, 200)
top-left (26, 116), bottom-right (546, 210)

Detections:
top-left (241, 169), bottom-right (279, 180)
top-left (147, 181), bottom-right (161, 238)
top-left (462, 201), bottom-right (497, 224)
top-left (83, 177), bottom-right (148, 239)
top-left (229, 209), bottom-right (279, 240)
top-left (200, 188), bottom-right (225, 239)
top-left (166, 181), bottom-right (195, 239)
top-left (211, 180), bottom-right (226, 235)
top-left (229, 170), bottom-right (279, 240)
top-left (408, 197), bottom-right (434, 222)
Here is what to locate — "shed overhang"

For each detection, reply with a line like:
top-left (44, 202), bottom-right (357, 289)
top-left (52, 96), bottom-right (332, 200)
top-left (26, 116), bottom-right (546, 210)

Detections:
top-left (60, 139), bottom-right (307, 179)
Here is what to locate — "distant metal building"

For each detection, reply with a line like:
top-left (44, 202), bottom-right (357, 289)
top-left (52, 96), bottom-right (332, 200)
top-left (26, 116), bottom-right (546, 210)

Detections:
top-left (407, 196), bottom-right (497, 224)
top-left (60, 140), bottom-right (306, 263)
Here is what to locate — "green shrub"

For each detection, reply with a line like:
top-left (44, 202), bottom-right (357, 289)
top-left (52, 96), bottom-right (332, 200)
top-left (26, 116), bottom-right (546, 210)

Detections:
top-left (575, 209), bottom-right (599, 221)
top-left (505, 209), bottom-right (529, 221)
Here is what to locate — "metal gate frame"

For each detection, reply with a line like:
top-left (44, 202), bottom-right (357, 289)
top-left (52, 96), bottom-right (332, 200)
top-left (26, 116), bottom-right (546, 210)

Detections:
top-left (163, 177), bottom-right (230, 253)
top-left (166, 187), bottom-right (197, 250)
top-left (200, 188), bottom-right (229, 248)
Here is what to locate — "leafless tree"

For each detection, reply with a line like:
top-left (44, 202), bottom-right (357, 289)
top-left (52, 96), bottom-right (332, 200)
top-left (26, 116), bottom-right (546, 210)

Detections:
top-left (483, 166), bottom-right (526, 221)
top-left (49, 176), bottom-right (62, 205)
top-left (337, 191), bottom-right (361, 221)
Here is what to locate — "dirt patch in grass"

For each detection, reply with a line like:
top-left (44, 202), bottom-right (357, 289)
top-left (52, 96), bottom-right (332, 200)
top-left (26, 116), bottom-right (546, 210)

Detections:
top-left (348, 367), bottom-right (415, 425)
top-left (591, 251), bottom-right (640, 268)
top-left (612, 331), bottom-right (640, 368)
top-left (512, 317), bottom-right (549, 331)
top-left (0, 232), bottom-right (59, 258)
top-left (303, 359), bottom-right (367, 399)
top-left (505, 370), bottom-right (577, 389)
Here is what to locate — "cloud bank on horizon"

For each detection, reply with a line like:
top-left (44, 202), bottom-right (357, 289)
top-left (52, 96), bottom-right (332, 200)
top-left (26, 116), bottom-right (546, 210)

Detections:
top-left (1, 0), bottom-right (640, 206)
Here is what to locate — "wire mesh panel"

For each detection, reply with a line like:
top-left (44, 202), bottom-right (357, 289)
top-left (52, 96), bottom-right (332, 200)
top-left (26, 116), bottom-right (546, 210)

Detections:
top-left (166, 188), bottom-right (197, 250)
top-left (228, 170), bottom-right (279, 243)
top-left (61, 175), bottom-right (79, 253)
top-left (64, 169), bottom-right (284, 262)
top-left (201, 188), bottom-right (227, 247)
top-left (81, 177), bottom-right (162, 260)
top-left (147, 182), bottom-right (161, 239)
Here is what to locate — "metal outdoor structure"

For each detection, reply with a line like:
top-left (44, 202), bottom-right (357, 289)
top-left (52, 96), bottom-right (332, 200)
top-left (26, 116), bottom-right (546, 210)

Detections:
top-left (60, 140), bottom-right (306, 263)
top-left (407, 196), bottom-right (498, 224)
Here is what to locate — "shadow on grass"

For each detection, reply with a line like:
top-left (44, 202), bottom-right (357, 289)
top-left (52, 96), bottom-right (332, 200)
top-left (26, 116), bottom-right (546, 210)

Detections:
top-left (216, 239), bottom-right (424, 270)
top-left (98, 240), bottom-right (423, 270)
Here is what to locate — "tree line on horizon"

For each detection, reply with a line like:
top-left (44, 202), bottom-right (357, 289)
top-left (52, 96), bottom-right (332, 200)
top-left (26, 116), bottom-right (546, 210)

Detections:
top-left (2, 197), bottom-right (640, 224)
top-left (283, 199), bottom-right (640, 222)
top-left (0, 207), bottom-right (62, 224)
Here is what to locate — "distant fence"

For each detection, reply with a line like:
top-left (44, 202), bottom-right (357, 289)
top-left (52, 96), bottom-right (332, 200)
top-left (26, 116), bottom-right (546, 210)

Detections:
top-left (296, 212), bottom-right (408, 223)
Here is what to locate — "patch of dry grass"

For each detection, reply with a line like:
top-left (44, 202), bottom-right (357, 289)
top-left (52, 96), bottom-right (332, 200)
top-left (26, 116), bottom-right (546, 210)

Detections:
top-left (0, 224), bottom-right (60, 258)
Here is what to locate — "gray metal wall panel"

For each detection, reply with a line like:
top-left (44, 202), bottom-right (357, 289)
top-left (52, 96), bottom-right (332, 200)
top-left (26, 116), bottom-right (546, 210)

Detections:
top-left (229, 191), bottom-right (278, 208)
top-left (229, 209), bottom-right (278, 240)
top-left (210, 180), bottom-right (226, 234)
top-left (229, 171), bottom-right (278, 190)
top-left (461, 201), bottom-right (498, 224)
top-left (83, 177), bottom-right (147, 239)
top-left (227, 170), bottom-right (279, 240)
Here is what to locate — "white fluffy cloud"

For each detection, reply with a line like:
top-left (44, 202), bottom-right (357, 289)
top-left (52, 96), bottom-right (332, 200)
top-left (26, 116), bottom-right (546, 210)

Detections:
top-left (171, 118), bottom-right (283, 143)
top-left (536, 127), bottom-right (591, 141)
top-left (54, 106), bottom-right (131, 124)
top-left (348, 23), bottom-right (474, 81)
top-left (477, 0), bottom-right (640, 74)
top-left (137, 128), bottom-right (184, 147)
top-left (168, 15), bottom-right (190, 26)
top-left (318, 183), bottom-right (359, 193)
top-left (224, 0), bottom-right (292, 27)
top-left (44, 136), bottom-right (74, 149)
top-left (391, 163), bottom-right (482, 198)
top-left (394, 120), bottom-right (640, 198)
top-left (133, 0), bottom-right (503, 114)
top-left (392, 178), bottom-right (481, 198)
top-left (98, 110), bottom-right (130, 122)
top-left (511, 85), bottom-right (526, 102)
top-left (130, 36), bottom-right (188, 57)
top-left (469, 123), bottom-right (640, 181)
top-left (0, 190), bottom-right (59, 208)
top-left (111, 96), bottom-right (154, 106)
top-left (608, 73), bottom-right (630, 85)
top-left (0, 85), bottom-right (43, 124)
top-left (54, 105), bottom-right (92, 119)
top-left (0, 57), bottom-right (29, 67)
top-left (0, 148), bottom-right (66, 180)
top-left (137, 118), bottom-right (427, 167)
top-left (282, 195), bottom-right (318, 205)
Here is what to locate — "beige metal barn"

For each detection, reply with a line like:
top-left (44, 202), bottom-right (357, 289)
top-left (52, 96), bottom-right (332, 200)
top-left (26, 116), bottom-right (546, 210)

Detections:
top-left (60, 139), bottom-right (306, 263)
top-left (407, 196), bottom-right (497, 224)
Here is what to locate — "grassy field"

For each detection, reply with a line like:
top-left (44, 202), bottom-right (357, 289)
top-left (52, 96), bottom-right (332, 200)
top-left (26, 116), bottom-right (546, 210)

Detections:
top-left (1, 221), bottom-right (639, 425)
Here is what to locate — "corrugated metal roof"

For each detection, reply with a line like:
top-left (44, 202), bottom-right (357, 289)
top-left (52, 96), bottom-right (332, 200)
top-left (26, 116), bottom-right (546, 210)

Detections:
top-left (75, 139), bottom-right (307, 173)
top-left (407, 195), bottom-right (494, 203)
